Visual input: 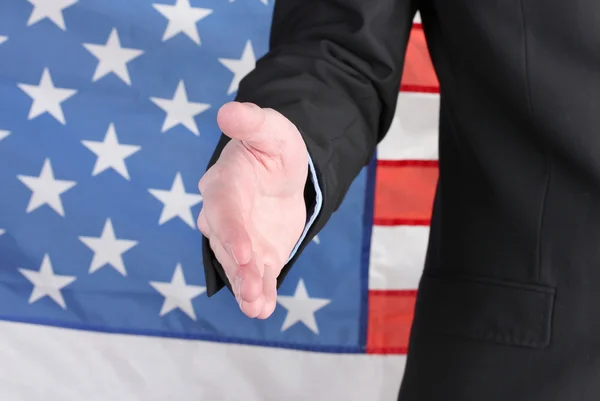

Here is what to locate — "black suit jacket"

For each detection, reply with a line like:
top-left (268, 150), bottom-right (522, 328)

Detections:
top-left (203, 1), bottom-right (600, 399)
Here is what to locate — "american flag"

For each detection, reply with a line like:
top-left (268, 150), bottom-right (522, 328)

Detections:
top-left (0, 1), bottom-right (438, 400)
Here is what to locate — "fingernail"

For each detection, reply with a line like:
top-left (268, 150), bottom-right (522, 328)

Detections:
top-left (233, 276), bottom-right (244, 309)
top-left (227, 243), bottom-right (239, 265)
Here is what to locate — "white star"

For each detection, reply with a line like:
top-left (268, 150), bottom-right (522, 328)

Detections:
top-left (26, 0), bottom-right (78, 31)
top-left (150, 80), bottom-right (210, 135)
top-left (19, 254), bottom-right (76, 309)
top-left (277, 279), bottom-right (331, 334)
top-left (83, 28), bottom-right (144, 85)
top-left (18, 68), bottom-right (77, 124)
top-left (0, 228), bottom-right (4, 236)
top-left (149, 263), bottom-right (206, 320)
top-left (79, 219), bottom-right (138, 276)
top-left (148, 172), bottom-right (203, 228)
top-left (153, 0), bottom-right (212, 45)
top-left (17, 158), bottom-right (76, 216)
top-left (312, 235), bottom-right (320, 245)
top-left (81, 123), bottom-right (141, 180)
top-left (0, 36), bottom-right (7, 44)
top-left (0, 130), bottom-right (9, 141)
top-left (219, 40), bottom-right (256, 95)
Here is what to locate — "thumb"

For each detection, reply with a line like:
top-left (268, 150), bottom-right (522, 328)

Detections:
top-left (217, 101), bottom-right (297, 157)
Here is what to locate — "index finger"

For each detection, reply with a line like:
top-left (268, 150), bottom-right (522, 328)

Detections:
top-left (208, 234), bottom-right (263, 309)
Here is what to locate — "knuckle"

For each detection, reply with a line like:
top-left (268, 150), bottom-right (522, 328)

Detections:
top-left (197, 173), bottom-right (209, 194)
top-left (196, 216), bottom-right (208, 237)
top-left (198, 164), bottom-right (225, 194)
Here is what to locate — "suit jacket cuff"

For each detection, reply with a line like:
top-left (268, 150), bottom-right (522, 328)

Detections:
top-left (286, 153), bottom-right (323, 263)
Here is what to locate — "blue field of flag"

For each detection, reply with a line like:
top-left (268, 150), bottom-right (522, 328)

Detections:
top-left (0, 0), bottom-right (373, 353)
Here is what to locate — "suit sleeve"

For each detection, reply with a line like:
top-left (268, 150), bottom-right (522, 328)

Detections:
top-left (202, 0), bottom-right (418, 296)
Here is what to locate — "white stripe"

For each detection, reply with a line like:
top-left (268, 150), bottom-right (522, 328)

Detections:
top-left (414, 12), bottom-right (422, 23)
top-left (0, 321), bottom-right (406, 401)
top-left (369, 226), bottom-right (429, 290)
top-left (378, 92), bottom-right (440, 161)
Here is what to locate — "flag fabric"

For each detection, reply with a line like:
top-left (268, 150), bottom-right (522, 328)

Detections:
top-left (0, 1), bottom-right (438, 400)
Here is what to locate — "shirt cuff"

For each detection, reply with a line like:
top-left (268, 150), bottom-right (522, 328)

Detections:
top-left (286, 153), bottom-right (323, 263)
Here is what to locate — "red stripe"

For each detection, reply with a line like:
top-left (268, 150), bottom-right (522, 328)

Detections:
top-left (369, 289), bottom-right (418, 297)
top-left (378, 160), bottom-right (438, 168)
top-left (400, 84), bottom-right (440, 94)
top-left (400, 25), bottom-right (439, 93)
top-left (366, 290), bottom-right (417, 354)
top-left (374, 218), bottom-right (430, 226)
top-left (373, 160), bottom-right (438, 226)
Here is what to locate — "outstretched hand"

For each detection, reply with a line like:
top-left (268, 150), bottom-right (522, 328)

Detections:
top-left (198, 101), bottom-right (309, 319)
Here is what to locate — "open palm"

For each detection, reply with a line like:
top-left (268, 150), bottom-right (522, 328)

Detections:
top-left (198, 101), bottom-right (309, 318)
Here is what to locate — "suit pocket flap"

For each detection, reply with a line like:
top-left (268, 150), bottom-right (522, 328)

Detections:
top-left (415, 273), bottom-right (556, 348)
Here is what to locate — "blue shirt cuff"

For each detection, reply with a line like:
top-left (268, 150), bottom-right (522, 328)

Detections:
top-left (286, 153), bottom-right (323, 263)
